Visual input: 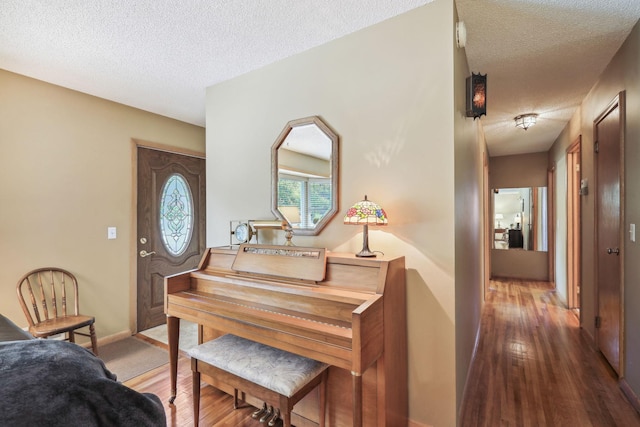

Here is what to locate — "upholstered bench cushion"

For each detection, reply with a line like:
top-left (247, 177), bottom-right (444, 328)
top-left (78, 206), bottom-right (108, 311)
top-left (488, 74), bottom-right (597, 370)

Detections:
top-left (189, 334), bottom-right (328, 398)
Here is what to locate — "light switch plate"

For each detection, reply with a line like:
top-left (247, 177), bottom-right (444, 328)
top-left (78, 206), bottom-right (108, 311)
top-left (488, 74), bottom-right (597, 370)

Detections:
top-left (107, 227), bottom-right (117, 240)
top-left (630, 224), bottom-right (635, 243)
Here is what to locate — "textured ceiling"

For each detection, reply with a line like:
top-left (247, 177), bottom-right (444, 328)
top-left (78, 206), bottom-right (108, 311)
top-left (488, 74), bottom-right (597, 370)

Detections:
top-left (0, 0), bottom-right (431, 127)
top-left (456, 0), bottom-right (640, 156)
top-left (2, 1), bottom-right (639, 157)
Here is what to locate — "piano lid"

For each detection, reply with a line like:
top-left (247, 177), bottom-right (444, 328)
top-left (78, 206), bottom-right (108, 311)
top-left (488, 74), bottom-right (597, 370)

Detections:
top-left (231, 244), bottom-right (327, 282)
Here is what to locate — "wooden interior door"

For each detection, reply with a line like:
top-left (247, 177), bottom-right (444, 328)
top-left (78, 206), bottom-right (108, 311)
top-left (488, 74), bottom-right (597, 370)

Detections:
top-left (137, 146), bottom-right (206, 331)
top-left (595, 92), bottom-right (624, 375)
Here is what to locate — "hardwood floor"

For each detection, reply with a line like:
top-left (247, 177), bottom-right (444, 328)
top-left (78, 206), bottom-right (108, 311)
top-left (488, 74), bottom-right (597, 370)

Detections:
top-left (459, 279), bottom-right (640, 427)
top-left (127, 279), bottom-right (640, 426)
top-left (125, 355), bottom-right (259, 427)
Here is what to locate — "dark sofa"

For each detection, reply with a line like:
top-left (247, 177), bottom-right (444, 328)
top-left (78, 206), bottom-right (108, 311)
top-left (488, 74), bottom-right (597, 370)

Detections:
top-left (0, 314), bottom-right (166, 426)
top-left (0, 313), bottom-right (34, 341)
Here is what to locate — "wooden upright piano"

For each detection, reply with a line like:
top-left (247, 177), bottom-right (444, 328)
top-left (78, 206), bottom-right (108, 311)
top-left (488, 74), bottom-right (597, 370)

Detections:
top-left (164, 244), bottom-right (407, 426)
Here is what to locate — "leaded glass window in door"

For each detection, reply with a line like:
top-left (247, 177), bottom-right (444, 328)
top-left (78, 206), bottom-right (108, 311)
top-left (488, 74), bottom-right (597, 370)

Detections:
top-left (159, 173), bottom-right (194, 256)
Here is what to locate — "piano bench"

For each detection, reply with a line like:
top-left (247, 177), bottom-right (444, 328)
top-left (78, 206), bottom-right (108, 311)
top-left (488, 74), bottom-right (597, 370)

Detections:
top-left (189, 334), bottom-right (329, 427)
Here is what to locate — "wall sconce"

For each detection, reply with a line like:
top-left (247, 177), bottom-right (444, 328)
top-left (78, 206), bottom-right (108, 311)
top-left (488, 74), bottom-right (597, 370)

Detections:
top-left (514, 113), bottom-right (538, 130)
top-left (466, 73), bottom-right (487, 119)
top-left (344, 195), bottom-right (388, 257)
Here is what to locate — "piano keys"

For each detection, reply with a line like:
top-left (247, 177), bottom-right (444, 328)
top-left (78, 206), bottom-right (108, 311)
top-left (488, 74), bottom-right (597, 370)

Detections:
top-left (164, 244), bottom-right (407, 426)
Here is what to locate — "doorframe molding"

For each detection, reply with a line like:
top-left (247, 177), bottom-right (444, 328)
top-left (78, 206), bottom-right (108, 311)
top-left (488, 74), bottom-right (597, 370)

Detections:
top-left (548, 165), bottom-right (556, 284)
top-left (566, 136), bottom-right (582, 315)
top-left (129, 139), bottom-right (206, 332)
top-left (593, 91), bottom-right (625, 377)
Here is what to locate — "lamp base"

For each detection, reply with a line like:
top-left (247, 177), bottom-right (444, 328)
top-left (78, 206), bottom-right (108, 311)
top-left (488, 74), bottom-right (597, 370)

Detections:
top-left (356, 249), bottom-right (377, 258)
top-left (356, 224), bottom-right (377, 257)
top-left (284, 227), bottom-right (294, 246)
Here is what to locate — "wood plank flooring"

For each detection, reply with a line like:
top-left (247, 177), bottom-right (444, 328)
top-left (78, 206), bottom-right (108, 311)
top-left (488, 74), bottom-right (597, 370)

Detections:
top-left (125, 355), bottom-right (259, 427)
top-left (126, 279), bottom-right (640, 426)
top-left (459, 279), bottom-right (640, 427)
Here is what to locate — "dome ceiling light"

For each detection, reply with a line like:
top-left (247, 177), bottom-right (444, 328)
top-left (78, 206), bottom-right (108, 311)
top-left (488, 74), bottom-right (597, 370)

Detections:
top-left (514, 113), bottom-right (538, 130)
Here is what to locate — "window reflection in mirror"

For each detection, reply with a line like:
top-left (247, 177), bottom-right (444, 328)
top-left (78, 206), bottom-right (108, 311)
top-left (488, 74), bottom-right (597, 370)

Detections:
top-left (493, 187), bottom-right (548, 251)
top-left (271, 116), bottom-right (339, 236)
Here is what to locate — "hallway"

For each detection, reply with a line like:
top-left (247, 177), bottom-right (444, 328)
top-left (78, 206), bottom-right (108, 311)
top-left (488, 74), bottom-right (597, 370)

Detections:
top-left (459, 279), bottom-right (640, 426)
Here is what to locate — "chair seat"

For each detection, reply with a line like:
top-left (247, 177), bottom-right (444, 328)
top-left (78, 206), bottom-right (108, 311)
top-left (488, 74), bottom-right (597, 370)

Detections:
top-left (189, 334), bottom-right (328, 398)
top-left (29, 315), bottom-right (94, 337)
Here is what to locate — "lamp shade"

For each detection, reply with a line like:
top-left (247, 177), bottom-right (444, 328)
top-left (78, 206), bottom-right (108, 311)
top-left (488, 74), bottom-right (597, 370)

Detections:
top-left (344, 196), bottom-right (388, 226)
top-left (344, 195), bottom-right (387, 257)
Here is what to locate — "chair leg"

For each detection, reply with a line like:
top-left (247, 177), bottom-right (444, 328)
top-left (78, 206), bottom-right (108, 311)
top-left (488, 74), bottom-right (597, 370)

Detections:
top-left (89, 323), bottom-right (98, 355)
top-left (68, 330), bottom-right (75, 343)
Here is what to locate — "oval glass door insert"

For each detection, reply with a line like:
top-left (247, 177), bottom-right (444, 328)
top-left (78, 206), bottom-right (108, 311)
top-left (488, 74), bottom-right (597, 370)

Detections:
top-left (159, 173), bottom-right (194, 256)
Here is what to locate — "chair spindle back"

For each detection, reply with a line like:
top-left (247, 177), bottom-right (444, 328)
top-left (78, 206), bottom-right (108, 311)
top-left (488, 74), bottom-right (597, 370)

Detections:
top-left (17, 268), bottom-right (80, 328)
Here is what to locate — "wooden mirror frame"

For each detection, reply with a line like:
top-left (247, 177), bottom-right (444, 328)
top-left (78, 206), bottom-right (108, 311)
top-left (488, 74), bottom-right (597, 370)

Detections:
top-left (271, 116), bottom-right (339, 236)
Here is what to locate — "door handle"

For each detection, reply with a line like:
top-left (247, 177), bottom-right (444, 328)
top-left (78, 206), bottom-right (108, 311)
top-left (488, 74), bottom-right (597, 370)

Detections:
top-left (139, 250), bottom-right (156, 258)
top-left (606, 248), bottom-right (620, 255)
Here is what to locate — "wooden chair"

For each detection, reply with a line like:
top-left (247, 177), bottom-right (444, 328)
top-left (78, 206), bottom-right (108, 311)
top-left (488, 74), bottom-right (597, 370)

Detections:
top-left (16, 267), bottom-right (98, 355)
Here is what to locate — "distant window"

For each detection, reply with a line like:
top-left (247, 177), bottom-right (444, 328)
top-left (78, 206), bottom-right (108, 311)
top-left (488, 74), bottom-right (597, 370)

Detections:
top-left (277, 174), bottom-right (331, 228)
top-left (159, 174), bottom-right (193, 256)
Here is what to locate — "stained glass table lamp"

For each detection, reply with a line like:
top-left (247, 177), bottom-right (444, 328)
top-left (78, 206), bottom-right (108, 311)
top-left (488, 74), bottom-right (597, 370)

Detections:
top-left (343, 195), bottom-right (387, 257)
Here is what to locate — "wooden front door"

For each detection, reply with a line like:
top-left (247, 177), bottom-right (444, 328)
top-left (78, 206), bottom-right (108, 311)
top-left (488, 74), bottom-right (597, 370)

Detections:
top-left (137, 146), bottom-right (206, 331)
top-left (595, 92), bottom-right (624, 375)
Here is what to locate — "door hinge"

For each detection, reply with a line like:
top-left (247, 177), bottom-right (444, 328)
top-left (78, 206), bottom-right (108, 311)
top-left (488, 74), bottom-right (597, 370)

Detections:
top-left (595, 316), bottom-right (602, 329)
top-left (575, 164), bottom-right (580, 172)
top-left (594, 141), bottom-right (599, 153)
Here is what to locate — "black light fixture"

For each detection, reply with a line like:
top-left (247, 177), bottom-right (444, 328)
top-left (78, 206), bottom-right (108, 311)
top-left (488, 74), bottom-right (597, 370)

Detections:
top-left (466, 73), bottom-right (487, 119)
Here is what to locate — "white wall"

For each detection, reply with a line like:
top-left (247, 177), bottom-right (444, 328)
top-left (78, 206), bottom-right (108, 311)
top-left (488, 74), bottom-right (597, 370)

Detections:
top-left (205, 1), bottom-right (481, 425)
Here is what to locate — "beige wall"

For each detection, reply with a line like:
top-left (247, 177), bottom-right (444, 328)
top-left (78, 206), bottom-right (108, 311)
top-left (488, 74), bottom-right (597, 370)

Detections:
top-left (489, 152), bottom-right (549, 189)
top-left (206, 1), bottom-right (482, 425)
top-left (489, 152), bottom-right (550, 280)
top-left (453, 2), bottom-right (485, 416)
top-left (549, 19), bottom-right (640, 399)
top-left (0, 69), bottom-right (205, 340)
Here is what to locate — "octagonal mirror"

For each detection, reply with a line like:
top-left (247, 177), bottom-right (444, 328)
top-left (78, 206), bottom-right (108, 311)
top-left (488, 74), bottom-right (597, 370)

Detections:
top-left (271, 116), bottom-right (339, 236)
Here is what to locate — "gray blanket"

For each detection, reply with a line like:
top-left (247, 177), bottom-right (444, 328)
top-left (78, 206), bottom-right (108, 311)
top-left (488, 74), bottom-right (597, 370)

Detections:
top-left (0, 339), bottom-right (166, 426)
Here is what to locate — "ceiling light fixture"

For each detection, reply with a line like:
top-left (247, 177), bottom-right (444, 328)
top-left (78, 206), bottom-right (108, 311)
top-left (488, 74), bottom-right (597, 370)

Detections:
top-left (514, 113), bottom-right (538, 130)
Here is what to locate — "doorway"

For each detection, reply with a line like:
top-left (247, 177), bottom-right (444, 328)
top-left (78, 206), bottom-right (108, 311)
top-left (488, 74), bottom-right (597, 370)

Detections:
top-left (594, 92), bottom-right (625, 376)
top-left (136, 144), bottom-right (206, 331)
top-left (567, 137), bottom-right (582, 317)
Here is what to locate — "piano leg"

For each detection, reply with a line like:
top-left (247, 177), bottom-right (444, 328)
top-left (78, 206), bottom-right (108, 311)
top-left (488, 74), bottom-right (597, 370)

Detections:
top-left (352, 372), bottom-right (363, 427)
top-left (167, 315), bottom-right (180, 403)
